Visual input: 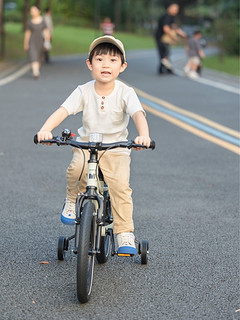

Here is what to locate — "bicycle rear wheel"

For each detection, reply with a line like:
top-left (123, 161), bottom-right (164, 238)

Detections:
top-left (77, 201), bottom-right (96, 303)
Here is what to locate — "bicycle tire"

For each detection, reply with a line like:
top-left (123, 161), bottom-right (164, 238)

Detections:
top-left (141, 240), bottom-right (149, 265)
top-left (58, 236), bottom-right (67, 261)
top-left (96, 190), bottom-right (112, 264)
top-left (76, 201), bottom-right (96, 303)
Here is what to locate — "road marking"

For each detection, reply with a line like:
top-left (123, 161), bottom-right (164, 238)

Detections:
top-left (142, 103), bottom-right (239, 155)
top-left (174, 69), bottom-right (240, 95)
top-left (193, 77), bottom-right (240, 95)
top-left (123, 82), bottom-right (240, 155)
top-left (135, 86), bottom-right (240, 139)
top-left (0, 64), bottom-right (31, 86)
top-left (140, 96), bottom-right (240, 146)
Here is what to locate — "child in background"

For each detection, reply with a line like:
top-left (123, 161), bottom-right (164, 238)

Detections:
top-left (37, 36), bottom-right (151, 255)
top-left (100, 17), bottom-right (115, 36)
top-left (184, 30), bottom-right (205, 79)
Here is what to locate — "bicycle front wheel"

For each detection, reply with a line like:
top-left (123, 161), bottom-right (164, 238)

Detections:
top-left (77, 201), bottom-right (96, 303)
top-left (96, 190), bottom-right (112, 264)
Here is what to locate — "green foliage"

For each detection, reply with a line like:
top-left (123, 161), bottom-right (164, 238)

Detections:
top-left (203, 55), bottom-right (239, 77)
top-left (4, 22), bottom-right (155, 60)
top-left (215, 19), bottom-right (239, 56)
top-left (3, 0), bottom-right (239, 58)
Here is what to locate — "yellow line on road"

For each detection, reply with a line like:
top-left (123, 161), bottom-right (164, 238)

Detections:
top-left (142, 103), bottom-right (240, 155)
top-left (135, 87), bottom-right (240, 139)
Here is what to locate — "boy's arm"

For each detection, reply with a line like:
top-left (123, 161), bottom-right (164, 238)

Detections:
top-left (37, 106), bottom-right (69, 142)
top-left (198, 48), bottom-right (205, 59)
top-left (132, 110), bottom-right (151, 149)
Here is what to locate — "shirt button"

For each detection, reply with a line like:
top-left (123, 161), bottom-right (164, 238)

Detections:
top-left (102, 96), bottom-right (105, 99)
top-left (101, 101), bottom-right (104, 105)
top-left (101, 106), bottom-right (104, 110)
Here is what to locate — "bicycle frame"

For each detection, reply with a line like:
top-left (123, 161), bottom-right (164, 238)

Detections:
top-left (34, 130), bottom-right (155, 257)
top-left (34, 130), bottom-right (155, 302)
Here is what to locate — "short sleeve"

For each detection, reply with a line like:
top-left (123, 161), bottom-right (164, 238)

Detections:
top-left (26, 20), bottom-right (32, 31)
top-left (195, 40), bottom-right (202, 51)
top-left (61, 86), bottom-right (83, 115)
top-left (125, 88), bottom-right (146, 117)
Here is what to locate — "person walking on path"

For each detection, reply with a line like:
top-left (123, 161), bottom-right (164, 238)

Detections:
top-left (184, 30), bottom-right (205, 79)
top-left (155, 2), bottom-right (187, 74)
top-left (24, 5), bottom-right (50, 78)
top-left (43, 7), bottom-right (53, 63)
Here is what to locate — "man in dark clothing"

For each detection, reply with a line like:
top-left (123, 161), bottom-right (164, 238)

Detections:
top-left (155, 3), bottom-right (186, 74)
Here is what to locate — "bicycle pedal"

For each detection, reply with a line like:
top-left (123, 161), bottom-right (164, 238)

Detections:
top-left (117, 253), bottom-right (132, 257)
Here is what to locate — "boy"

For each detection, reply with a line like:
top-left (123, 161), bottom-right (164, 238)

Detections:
top-left (37, 36), bottom-right (151, 255)
top-left (184, 30), bottom-right (205, 79)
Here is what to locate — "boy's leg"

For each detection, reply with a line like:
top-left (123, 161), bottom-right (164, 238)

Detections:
top-left (66, 148), bottom-right (88, 202)
top-left (99, 151), bottom-right (134, 234)
top-left (62, 148), bottom-right (88, 224)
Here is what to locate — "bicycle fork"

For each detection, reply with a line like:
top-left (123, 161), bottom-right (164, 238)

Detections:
top-left (74, 152), bottom-right (107, 255)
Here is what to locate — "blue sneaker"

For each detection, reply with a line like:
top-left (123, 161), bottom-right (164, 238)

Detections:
top-left (61, 199), bottom-right (76, 225)
top-left (117, 232), bottom-right (137, 255)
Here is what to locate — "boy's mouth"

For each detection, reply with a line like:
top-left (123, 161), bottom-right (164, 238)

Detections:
top-left (101, 71), bottom-right (111, 75)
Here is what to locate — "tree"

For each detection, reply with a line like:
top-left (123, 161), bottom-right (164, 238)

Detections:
top-left (22, 0), bottom-right (30, 31)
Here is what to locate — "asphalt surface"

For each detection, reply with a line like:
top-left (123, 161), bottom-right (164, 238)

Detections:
top-left (0, 48), bottom-right (239, 320)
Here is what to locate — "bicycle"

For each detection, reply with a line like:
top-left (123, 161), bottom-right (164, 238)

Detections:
top-left (34, 129), bottom-right (155, 303)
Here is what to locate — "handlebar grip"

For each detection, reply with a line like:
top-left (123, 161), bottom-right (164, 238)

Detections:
top-left (150, 140), bottom-right (155, 150)
top-left (33, 134), bottom-right (38, 144)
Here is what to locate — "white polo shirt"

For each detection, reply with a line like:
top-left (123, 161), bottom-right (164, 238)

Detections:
top-left (62, 80), bottom-right (145, 143)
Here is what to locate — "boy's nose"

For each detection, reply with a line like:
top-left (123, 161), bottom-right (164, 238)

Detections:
top-left (102, 62), bottom-right (109, 68)
top-left (102, 59), bottom-right (109, 67)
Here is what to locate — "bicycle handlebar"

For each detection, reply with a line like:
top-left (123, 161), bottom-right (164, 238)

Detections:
top-left (33, 133), bottom-right (155, 150)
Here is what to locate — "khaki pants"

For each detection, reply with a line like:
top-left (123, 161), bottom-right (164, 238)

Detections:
top-left (66, 148), bottom-right (134, 234)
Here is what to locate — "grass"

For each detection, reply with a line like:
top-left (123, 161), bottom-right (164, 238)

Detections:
top-left (3, 22), bottom-right (240, 77)
top-left (52, 25), bottom-right (155, 55)
top-left (4, 23), bottom-right (25, 60)
top-left (4, 22), bottom-right (155, 60)
top-left (203, 55), bottom-right (239, 77)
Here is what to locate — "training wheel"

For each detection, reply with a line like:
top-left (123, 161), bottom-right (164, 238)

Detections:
top-left (57, 236), bottom-right (68, 261)
top-left (141, 240), bottom-right (149, 265)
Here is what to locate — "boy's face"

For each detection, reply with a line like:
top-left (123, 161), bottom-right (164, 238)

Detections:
top-left (86, 52), bottom-right (127, 84)
top-left (195, 33), bottom-right (202, 39)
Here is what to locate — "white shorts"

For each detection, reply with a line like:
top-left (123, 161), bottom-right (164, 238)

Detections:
top-left (189, 56), bottom-right (201, 65)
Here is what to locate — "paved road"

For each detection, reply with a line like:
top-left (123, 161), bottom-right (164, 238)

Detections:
top-left (0, 49), bottom-right (239, 320)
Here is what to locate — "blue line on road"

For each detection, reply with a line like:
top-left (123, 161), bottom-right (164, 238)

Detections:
top-left (140, 96), bottom-right (240, 147)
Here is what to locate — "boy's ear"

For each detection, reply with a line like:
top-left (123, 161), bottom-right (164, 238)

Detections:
top-left (86, 59), bottom-right (93, 71)
top-left (119, 62), bottom-right (127, 73)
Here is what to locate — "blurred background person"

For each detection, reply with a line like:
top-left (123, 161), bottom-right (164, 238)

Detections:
top-left (155, 2), bottom-right (187, 74)
top-left (24, 5), bottom-right (50, 78)
top-left (44, 7), bottom-right (53, 63)
top-left (100, 17), bottom-right (115, 36)
top-left (184, 30), bottom-right (205, 79)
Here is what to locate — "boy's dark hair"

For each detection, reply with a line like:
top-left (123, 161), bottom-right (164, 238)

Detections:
top-left (88, 43), bottom-right (125, 65)
top-left (193, 30), bottom-right (202, 36)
